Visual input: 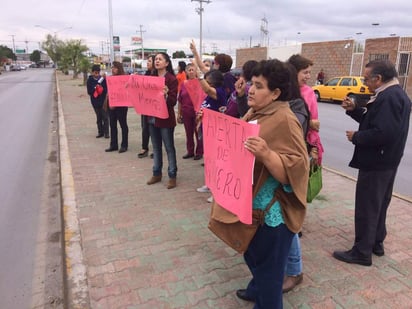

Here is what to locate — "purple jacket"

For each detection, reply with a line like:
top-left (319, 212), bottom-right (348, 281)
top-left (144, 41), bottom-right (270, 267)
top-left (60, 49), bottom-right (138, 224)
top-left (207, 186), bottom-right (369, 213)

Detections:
top-left (154, 72), bottom-right (178, 128)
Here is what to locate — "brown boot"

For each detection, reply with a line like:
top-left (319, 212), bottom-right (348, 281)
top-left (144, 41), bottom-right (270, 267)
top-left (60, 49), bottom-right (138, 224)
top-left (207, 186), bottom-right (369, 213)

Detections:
top-left (147, 175), bottom-right (162, 185)
top-left (282, 273), bottom-right (303, 293)
top-left (167, 178), bottom-right (176, 189)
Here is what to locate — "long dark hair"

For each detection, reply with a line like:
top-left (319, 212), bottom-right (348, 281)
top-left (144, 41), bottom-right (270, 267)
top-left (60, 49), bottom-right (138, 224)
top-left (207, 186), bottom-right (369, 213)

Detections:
top-left (145, 55), bottom-right (156, 76)
top-left (112, 61), bottom-right (125, 75)
top-left (154, 52), bottom-right (175, 76)
top-left (205, 69), bottom-right (224, 88)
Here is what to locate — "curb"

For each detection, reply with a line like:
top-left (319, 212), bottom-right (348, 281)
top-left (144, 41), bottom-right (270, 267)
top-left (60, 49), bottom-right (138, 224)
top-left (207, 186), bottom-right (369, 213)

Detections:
top-left (56, 73), bottom-right (90, 308)
top-left (323, 166), bottom-right (412, 204)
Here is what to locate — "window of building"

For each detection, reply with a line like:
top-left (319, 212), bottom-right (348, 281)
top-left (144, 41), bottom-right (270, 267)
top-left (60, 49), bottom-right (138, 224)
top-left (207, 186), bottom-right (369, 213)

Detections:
top-left (369, 54), bottom-right (389, 61)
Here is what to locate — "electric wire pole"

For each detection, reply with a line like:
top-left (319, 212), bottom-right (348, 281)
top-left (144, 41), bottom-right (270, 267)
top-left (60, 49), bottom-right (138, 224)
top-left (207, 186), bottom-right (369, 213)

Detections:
top-left (138, 25), bottom-right (146, 60)
top-left (191, 0), bottom-right (211, 57)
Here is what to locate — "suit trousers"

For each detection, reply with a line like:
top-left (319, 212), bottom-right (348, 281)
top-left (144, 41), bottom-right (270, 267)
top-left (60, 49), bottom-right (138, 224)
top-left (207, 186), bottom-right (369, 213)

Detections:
top-left (354, 168), bottom-right (397, 256)
top-left (93, 106), bottom-right (109, 136)
top-left (108, 107), bottom-right (128, 148)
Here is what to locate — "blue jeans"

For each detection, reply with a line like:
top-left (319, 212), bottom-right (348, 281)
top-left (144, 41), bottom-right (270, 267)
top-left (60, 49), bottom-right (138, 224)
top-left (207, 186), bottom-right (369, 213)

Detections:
top-left (244, 223), bottom-right (294, 309)
top-left (149, 124), bottom-right (177, 178)
top-left (285, 233), bottom-right (302, 276)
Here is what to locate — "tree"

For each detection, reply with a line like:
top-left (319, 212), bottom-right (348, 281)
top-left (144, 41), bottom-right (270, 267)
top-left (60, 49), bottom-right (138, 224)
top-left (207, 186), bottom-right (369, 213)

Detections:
top-left (59, 39), bottom-right (89, 78)
top-left (30, 50), bottom-right (41, 63)
top-left (172, 51), bottom-right (186, 59)
top-left (41, 34), bottom-right (64, 65)
top-left (0, 45), bottom-right (15, 63)
top-left (79, 58), bottom-right (91, 85)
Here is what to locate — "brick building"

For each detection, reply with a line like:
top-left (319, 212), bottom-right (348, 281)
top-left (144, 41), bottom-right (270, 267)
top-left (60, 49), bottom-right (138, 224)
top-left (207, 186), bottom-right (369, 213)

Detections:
top-left (235, 36), bottom-right (412, 98)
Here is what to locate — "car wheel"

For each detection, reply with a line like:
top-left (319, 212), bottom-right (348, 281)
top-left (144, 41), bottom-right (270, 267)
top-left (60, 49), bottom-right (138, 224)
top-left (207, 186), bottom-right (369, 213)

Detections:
top-left (314, 90), bottom-right (320, 102)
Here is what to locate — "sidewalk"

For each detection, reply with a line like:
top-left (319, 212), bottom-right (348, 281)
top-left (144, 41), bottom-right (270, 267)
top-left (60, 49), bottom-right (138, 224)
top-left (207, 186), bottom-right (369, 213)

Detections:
top-left (57, 72), bottom-right (412, 309)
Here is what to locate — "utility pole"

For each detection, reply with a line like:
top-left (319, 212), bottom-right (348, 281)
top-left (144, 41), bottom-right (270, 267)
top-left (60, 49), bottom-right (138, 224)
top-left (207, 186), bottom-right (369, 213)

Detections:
top-left (108, 0), bottom-right (114, 65)
top-left (191, 0), bottom-right (211, 58)
top-left (9, 35), bottom-right (16, 63)
top-left (138, 25), bottom-right (146, 60)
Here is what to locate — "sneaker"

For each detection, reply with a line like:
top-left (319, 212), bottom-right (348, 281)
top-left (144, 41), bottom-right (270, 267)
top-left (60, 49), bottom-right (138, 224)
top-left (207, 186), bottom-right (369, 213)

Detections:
top-left (196, 185), bottom-right (210, 193)
top-left (207, 196), bottom-right (213, 203)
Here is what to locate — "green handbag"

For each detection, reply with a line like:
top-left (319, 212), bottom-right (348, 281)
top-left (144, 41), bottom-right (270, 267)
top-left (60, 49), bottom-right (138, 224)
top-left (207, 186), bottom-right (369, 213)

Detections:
top-left (307, 164), bottom-right (322, 203)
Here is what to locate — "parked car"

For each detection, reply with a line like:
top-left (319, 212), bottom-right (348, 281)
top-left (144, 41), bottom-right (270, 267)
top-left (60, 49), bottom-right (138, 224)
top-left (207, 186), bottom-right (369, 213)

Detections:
top-left (312, 76), bottom-right (372, 106)
top-left (10, 64), bottom-right (21, 71)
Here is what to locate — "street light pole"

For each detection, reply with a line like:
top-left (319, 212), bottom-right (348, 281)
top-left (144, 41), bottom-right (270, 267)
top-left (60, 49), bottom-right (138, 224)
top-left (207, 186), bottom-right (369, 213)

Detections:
top-left (139, 25), bottom-right (146, 60)
top-left (108, 0), bottom-right (114, 65)
top-left (9, 34), bottom-right (16, 63)
top-left (191, 0), bottom-right (211, 58)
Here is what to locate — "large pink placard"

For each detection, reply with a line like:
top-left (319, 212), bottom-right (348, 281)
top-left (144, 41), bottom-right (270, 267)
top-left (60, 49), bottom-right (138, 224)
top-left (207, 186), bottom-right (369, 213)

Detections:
top-left (202, 109), bottom-right (260, 224)
top-left (106, 75), bottom-right (169, 119)
top-left (106, 75), bottom-right (133, 107)
top-left (184, 79), bottom-right (206, 112)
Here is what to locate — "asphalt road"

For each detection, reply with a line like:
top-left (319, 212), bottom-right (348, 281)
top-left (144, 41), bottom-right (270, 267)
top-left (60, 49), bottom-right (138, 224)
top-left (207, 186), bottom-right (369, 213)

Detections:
top-left (0, 68), bottom-right (63, 308)
top-left (318, 100), bottom-right (412, 199)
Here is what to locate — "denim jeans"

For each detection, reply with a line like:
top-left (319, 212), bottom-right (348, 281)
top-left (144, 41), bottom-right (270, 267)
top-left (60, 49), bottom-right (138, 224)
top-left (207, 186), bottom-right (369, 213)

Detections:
top-left (244, 223), bottom-right (294, 309)
top-left (285, 233), bottom-right (302, 276)
top-left (149, 124), bottom-right (177, 178)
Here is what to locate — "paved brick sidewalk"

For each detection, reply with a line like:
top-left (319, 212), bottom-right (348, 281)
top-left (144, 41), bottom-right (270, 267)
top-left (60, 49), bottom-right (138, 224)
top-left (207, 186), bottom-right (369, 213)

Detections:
top-left (58, 73), bottom-right (412, 309)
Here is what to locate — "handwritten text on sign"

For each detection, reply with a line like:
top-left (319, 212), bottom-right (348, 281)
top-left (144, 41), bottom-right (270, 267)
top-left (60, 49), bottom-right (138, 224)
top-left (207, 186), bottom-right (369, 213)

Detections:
top-left (106, 75), bottom-right (168, 119)
top-left (203, 109), bottom-right (260, 224)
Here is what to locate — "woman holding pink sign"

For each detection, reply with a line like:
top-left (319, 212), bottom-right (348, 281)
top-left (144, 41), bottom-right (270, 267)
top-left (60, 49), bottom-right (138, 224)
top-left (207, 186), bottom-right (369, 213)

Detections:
top-left (236, 59), bottom-right (309, 309)
top-left (146, 52), bottom-right (178, 189)
top-left (177, 63), bottom-right (203, 160)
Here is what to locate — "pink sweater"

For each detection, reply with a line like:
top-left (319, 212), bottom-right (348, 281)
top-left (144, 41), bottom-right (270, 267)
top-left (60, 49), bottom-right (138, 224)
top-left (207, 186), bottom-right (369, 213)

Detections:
top-left (301, 84), bottom-right (324, 164)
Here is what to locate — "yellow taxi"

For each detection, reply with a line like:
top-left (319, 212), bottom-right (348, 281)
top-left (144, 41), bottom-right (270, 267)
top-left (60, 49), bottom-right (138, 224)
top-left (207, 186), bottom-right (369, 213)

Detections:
top-left (312, 76), bottom-right (372, 105)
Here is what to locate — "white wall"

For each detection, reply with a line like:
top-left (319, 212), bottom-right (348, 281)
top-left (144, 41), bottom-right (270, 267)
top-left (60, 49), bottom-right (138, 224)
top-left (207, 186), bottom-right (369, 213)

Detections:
top-left (267, 45), bottom-right (302, 61)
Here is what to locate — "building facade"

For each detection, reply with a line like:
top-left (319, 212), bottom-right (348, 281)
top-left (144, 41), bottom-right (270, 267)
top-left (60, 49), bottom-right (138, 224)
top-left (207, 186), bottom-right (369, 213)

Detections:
top-left (235, 36), bottom-right (412, 99)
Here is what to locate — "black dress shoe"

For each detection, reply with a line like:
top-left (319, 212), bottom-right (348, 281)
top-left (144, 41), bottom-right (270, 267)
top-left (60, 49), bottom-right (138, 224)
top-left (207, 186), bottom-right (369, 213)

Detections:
top-left (104, 134), bottom-right (110, 138)
top-left (236, 289), bottom-right (255, 302)
top-left (373, 242), bottom-right (385, 256)
top-left (105, 147), bottom-right (118, 152)
top-left (333, 248), bottom-right (372, 266)
top-left (193, 154), bottom-right (203, 160)
top-left (182, 153), bottom-right (194, 159)
top-left (118, 147), bottom-right (127, 153)
top-left (137, 149), bottom-right (148, 158)
top-left (96, 134), bottom-right (104, 138)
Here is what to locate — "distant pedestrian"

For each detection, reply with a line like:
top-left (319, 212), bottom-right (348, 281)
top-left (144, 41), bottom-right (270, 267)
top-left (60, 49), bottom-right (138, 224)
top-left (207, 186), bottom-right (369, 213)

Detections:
top-left (176, 61), bottom-right (187, 93)
top-left (87, 64), bottom-right (109, 138)
top-left (316, 69), bottom-right (325, 85)
top-left (333, 60), bottom-right (411, 266)
top-left (146, 52), bottom-right (178, 189)
top-left (105, 61), bottom-right (129, 153)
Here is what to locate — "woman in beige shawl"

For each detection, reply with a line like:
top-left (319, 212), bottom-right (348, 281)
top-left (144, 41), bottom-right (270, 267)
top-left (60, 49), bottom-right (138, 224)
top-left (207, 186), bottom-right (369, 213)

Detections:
top-left (235, 60), bottom-right (309, 309)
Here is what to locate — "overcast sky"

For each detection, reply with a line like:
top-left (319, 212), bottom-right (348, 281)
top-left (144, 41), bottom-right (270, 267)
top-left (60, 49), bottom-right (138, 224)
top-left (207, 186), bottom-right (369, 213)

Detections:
top-left (2, 0), bottom-right (411, 57)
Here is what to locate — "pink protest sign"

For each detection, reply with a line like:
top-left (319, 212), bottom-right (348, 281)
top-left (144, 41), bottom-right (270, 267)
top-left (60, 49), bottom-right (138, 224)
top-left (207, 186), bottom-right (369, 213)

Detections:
top-left (106, 75), bottom-right (169, 119)
top-left (184, 79), bottom-right (206, 112)
top-left (106, 75), bottom-right (133, 107)
top-left (202, 109), bottom-right (260, 224)
top-left (128, 75), bottom-right (169, 119)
